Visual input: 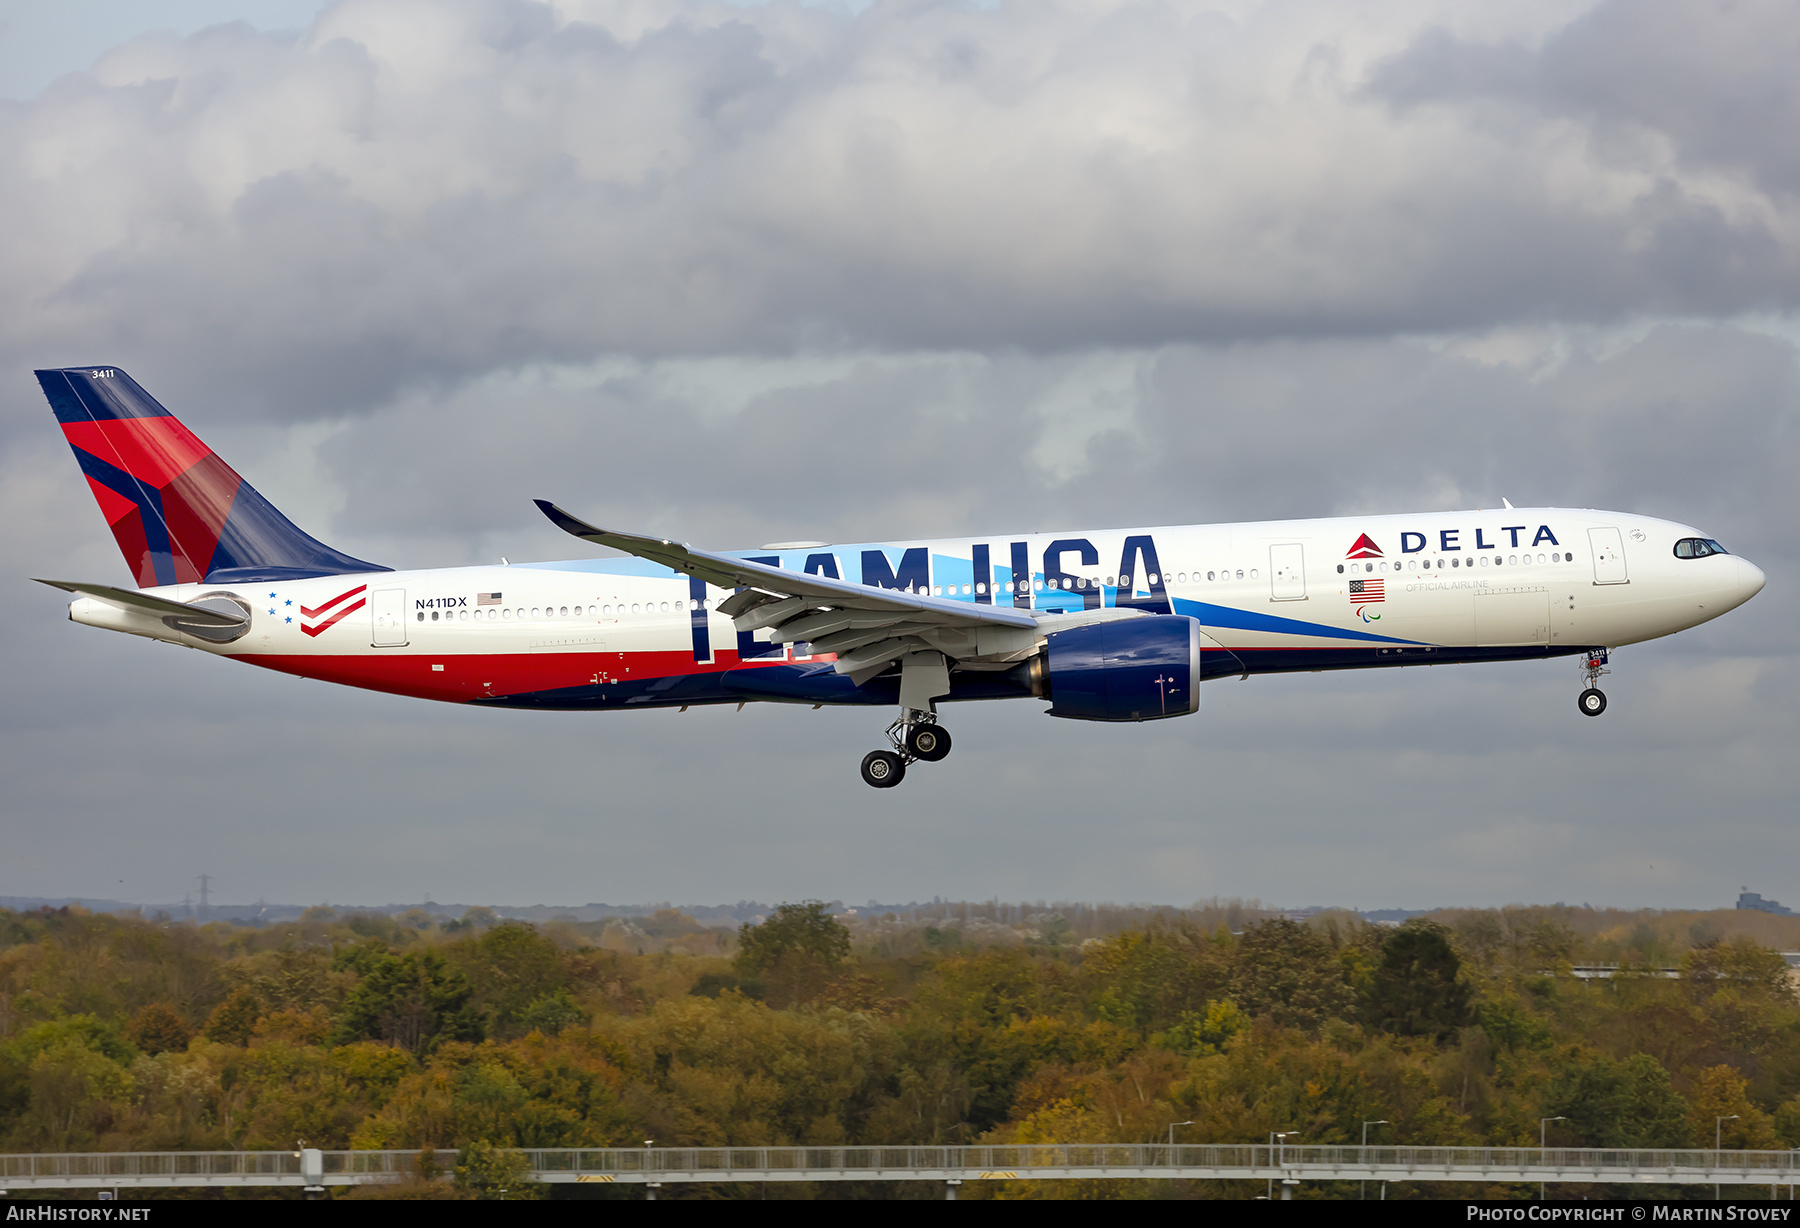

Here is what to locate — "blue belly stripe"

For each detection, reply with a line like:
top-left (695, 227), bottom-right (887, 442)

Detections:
top-left (1172, 598), bottom-right (1423, 645)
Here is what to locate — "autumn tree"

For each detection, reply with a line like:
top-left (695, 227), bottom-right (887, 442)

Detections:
top-left (331, 950), bottom-right (484, 1054)
top-left (204, 988), bottom-right (263, 1046)
top-left (1364, 920), bottom-right (1472, 1039)
top-left (1543, 1052), bottom-right (1691, 1148)
top-left (1229, 919), bottom-right (1354, 1032)
top-left (450, 922), bottom-right (566, 1036)
top-left (1687, 1064), bottom-right (1780, 1150)
top-left (126, 1003), bottom-right (194, 1055)
top-left (735, 902), bottom-right (852, 1007)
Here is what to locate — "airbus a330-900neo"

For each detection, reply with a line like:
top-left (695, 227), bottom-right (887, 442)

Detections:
top-left (35, 366), bottom-right (1767, 787)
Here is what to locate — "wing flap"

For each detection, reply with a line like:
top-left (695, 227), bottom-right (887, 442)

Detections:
top-left (534, 501), bottom-right (1044, 686)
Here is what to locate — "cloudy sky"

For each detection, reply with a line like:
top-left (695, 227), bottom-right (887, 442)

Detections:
top-left (2, 0), bottom-right (1795, 912)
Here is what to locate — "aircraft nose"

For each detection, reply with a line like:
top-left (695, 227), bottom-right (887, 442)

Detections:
top-left (1738, 557), bottom-right (1767, 603)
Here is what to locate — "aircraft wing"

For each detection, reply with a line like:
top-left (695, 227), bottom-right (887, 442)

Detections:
top-left (535, 500), bottom-right (1043, 680)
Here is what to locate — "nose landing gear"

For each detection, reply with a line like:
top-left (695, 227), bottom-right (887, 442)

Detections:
top-left (860, 711), bottom-right (952, 787)
top-left (1578, 650), bottom-right (1610, 717)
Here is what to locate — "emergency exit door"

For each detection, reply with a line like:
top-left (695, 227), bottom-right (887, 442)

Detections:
top-left (1588, 527), bottom-right (1629, 585)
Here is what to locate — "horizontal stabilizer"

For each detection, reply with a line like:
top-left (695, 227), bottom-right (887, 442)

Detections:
top-left (34, 579), bottom-right (248, 627)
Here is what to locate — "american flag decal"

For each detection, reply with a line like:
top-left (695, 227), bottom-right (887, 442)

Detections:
top-left (1349, 578), bottom-right (1385, 603)
top-left (477, 592), bottom-right (503, 605)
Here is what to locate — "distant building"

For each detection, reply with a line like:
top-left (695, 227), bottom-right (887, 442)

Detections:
top-left (1738, 891), bottom-right (1797, 916)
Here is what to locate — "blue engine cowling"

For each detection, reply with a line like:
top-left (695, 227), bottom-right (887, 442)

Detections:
top-left (1043, 615), bottom-right (1201, 722)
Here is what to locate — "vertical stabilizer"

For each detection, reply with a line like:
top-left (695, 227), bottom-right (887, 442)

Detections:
top-left (36, 366), bottom-right (388, 587)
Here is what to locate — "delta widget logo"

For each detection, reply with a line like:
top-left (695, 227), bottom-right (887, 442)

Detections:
top-left (1345, 534), bottom-right (1385, 620)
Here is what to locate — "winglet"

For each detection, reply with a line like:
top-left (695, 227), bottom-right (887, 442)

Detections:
top-left (534, 500), bottom-right (736, 587)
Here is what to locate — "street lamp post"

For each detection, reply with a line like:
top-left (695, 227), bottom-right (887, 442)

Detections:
top-left (1540, 1117), bottom-right (1567, 1200)
top-left (1167, 1120), bottom-right (1194, 1148)
top-left (1717, 1116), bottom-right (1740, 1200)
top-left (1361, 1120), bottom-right (1389, 1201)
top-left (1269, 1131), bottom-right (1298, 1201)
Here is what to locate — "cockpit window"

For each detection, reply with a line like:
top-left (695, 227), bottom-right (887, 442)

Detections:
top-left (1674, 538), bottom-right (1729, 559)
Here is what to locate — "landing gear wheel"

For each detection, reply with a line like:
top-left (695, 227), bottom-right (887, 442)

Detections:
top-left (1578, 687), bottom-right (1607, 717)
top-left (907, 724), bottom-right (952, 762)
top-left (860, 750), bottom-right (906, 788)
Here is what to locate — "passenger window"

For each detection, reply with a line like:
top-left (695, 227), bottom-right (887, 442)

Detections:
top-left (1336, 564), bottom-right (1344, 574)
top-left (1207, 571), bottom-right (1215, 581)
top-left (1236, 570), bottom-right (1245, 580)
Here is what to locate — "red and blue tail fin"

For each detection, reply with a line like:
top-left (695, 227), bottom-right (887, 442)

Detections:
top-left (36, 366), bottom-right (388, 587)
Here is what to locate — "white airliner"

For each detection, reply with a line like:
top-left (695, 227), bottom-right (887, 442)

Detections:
top-left (36, 367), bottom-right (1766, 787)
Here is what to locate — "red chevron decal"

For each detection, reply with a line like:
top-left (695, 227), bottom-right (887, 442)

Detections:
top-left (301, 597), bottom-right (366, 638)
top-left (301, 585), bottom-right (366, 620)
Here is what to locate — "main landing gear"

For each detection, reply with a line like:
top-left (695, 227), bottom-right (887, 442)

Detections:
top-left (1578, 649), bottom-right (1610, 717)
top-left (860, 711), bottom-right (953, 788)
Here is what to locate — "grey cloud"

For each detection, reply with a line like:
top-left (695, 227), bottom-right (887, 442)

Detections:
top-left (1374, 0), bottom-right (1800, 195)
top-left (8, 0), bottom-right (1800, 414)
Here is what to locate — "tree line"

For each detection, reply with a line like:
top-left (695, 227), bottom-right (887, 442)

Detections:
top-left (3, 899), bottom-right (1799, 1198)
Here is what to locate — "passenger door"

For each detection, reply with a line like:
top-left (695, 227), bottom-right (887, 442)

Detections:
top-left (371, 588), bottom-right (408, 646)
top-left (1588, 527), bottom-right (1630, 585)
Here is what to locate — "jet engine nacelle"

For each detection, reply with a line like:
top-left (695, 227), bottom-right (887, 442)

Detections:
top-left (1043, 614), bottom-right (1201, 722)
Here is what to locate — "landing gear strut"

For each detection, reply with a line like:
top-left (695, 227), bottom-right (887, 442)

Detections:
top-left (860, 710), bottom-right (951, 787)
top-left (1578, 650), bottom-right (1610, 717)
